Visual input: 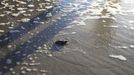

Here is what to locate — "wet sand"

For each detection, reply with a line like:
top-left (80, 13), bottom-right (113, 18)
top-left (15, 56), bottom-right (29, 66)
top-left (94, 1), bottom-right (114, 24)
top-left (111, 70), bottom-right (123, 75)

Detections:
top-left (1, 0), bottom-right (134, 75)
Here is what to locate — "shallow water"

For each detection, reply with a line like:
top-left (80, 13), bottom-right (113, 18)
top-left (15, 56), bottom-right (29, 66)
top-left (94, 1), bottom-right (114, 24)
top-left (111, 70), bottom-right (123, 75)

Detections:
top-left (1, 0), bottom-right (134, 75)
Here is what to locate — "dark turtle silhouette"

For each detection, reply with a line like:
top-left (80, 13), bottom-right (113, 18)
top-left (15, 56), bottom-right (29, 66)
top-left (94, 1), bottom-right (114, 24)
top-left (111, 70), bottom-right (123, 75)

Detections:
top-left (55, 40), bottom-right (68, 46)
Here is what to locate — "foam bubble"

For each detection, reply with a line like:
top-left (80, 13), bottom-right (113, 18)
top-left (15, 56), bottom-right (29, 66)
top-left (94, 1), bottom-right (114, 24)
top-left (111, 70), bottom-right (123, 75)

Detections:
top-left (109, 54), bottom-right (127, 61)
